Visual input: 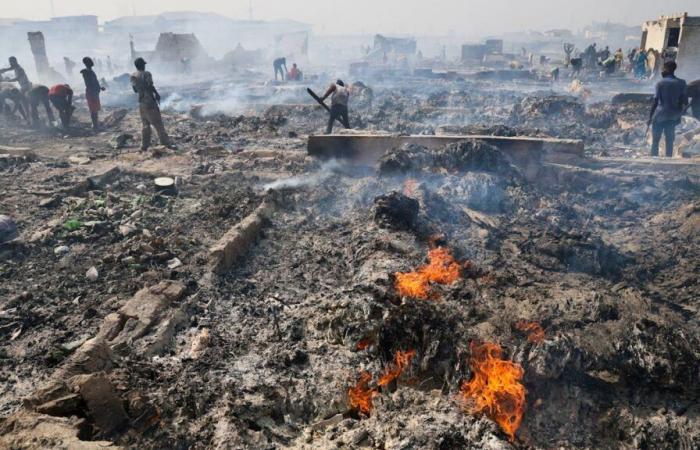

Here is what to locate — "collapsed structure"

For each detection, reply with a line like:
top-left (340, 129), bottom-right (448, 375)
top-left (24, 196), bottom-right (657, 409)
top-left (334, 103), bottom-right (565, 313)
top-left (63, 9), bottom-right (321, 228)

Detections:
top-left (641, 13), bottom-right (700, 79)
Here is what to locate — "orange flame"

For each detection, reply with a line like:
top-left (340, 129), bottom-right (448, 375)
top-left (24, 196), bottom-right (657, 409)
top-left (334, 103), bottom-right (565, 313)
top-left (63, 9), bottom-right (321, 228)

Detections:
top-left (348, 371), bottom-right (376, 415)
top-left (356, 337), bottom-right (374, 351)
top-left (378, 349), bottom-right (416, 387)
top-left (460, 342), bottom-right (526, 442)
top-left (395, 247), bottom-right (461, 299)
top-left (348, 349), bottom-right (416, 415)
top-left (515, 320), bottom-right (545, 343)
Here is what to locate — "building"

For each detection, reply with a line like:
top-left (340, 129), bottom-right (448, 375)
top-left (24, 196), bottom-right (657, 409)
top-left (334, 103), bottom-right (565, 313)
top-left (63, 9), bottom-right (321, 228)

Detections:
top-left (104, 12), bottom-right (312, 59)
top-left (642, 13), bottom-right (700, 80)
top-left (461, 39), bottom-right (503, 64)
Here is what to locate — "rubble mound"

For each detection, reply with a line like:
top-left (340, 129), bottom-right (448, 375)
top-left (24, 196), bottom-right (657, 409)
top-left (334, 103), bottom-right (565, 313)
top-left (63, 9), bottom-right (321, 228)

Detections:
top-left (436, 123), bottom-right (545, 137)
top-left (521, 229), bottom-right (628, 278)
top-left (511, 95), bottom-right (585, 121)
top-left (436, 173), bottom-right (508, 212)
top-left (426, 89), bottom-right (470, 108)
top-left (378, 140), bottom-right (516, 177)
top-left (373, 192), bottom-right (419, 231)
top-left (378, 300), bottom-right (471, 383)
top-left (435, 140), bottom-right (516, 175)
top-left (377, 143), bottom-right (433, 175)
top-left (614, 319), bottom-right (700, 389)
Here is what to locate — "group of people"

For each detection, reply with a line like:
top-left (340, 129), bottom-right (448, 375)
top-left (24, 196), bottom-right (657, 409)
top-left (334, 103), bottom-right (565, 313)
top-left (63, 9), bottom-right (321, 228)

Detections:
top-left (0, 56), bottom-right (104, 129)
top-left (273, 57), bottom-right (303, 81)
top-left (0, 55), bottom-right (172, 151)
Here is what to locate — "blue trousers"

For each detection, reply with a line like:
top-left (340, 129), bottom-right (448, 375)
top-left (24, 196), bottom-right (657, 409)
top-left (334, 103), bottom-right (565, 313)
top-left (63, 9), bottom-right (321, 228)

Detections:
top-left (651, 121), bottom-right (677, 157)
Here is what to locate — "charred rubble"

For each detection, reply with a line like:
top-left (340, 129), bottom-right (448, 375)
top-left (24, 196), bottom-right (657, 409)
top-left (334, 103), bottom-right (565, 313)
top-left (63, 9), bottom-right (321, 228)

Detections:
top-left (1, 44), bottom-right (699, 450)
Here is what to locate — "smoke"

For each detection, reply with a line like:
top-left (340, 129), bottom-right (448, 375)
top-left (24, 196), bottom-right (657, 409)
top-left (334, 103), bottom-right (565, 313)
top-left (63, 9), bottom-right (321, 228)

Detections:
top-left (262, 159), bottom-right (343, 191)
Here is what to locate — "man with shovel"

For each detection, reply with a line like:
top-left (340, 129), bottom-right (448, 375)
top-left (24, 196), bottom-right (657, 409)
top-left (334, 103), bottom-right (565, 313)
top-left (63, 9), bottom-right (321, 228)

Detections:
top-left (320, 79), bottom-right (351, 134)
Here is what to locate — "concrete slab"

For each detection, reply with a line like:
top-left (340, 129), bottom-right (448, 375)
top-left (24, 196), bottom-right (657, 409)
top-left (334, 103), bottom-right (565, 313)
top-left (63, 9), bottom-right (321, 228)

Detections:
top-left (307, 134), bottom-right (585, 175)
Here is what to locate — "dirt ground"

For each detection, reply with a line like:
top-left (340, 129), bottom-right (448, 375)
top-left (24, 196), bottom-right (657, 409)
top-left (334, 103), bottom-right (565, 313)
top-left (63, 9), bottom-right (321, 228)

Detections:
top-left (1, 76), bottom-right (699, 449)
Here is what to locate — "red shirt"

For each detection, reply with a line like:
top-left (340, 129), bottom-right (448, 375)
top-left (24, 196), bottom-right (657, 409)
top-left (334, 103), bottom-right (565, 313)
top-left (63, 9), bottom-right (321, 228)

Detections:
top-left (49, 84), bottom-right (72, 97)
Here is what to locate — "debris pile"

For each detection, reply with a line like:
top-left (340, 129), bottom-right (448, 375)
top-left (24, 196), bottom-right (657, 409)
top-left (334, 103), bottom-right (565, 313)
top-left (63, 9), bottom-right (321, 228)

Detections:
top-left (1, 45), bottom-right (699, 450)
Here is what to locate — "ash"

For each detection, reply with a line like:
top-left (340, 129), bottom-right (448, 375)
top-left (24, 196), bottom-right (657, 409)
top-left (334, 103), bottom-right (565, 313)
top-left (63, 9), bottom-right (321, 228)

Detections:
top-left (1, 16), bottom-right (700, 450)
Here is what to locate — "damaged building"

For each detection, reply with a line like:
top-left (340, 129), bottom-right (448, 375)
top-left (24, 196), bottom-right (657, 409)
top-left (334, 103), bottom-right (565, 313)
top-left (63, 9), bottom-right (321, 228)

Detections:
top-left (131, 32), bottom-right (212, 71)
top-left (642, 12), bottom-right (700, 79)
top-left (105, 12), bottom-right (311, 59)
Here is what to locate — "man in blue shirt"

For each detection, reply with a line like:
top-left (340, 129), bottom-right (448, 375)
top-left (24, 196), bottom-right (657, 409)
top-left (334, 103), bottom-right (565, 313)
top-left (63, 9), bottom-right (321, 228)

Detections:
top-left (648, 61), bottom-right (688, 157)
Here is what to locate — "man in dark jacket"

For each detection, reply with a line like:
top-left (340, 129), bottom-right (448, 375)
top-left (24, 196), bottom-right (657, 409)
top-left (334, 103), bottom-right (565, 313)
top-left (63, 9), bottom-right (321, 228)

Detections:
top-left (648, 61), bottom-right (688, 157)
top-left (80, 57), bottom-right (105, 130)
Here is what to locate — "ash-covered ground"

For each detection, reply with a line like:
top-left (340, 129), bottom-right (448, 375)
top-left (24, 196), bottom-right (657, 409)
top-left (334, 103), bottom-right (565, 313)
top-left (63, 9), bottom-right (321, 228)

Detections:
top-left (1, 74), bottom-right (699, 450)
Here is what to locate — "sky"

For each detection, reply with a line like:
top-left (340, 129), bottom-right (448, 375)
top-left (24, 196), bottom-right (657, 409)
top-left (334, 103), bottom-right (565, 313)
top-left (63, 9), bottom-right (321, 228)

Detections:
top-left (2, 0), bottom-right (698, 36)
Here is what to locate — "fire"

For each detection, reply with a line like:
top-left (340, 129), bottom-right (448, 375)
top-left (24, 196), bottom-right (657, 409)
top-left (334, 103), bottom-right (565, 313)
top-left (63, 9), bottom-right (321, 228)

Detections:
top-left (356, 336), bottom-right (374, 351)
top-left (515, 320), bottom-right (545, 343)
top-left (348, 371), bottom-right (376, 415)
top-left (460, 342), bottom-right (526, 442)
top-left (395, 247), bottom-right (461, 299)
top-left (395, 271), bottom-right (431, 299)
top-left (348, 349), bottom-right (416, 415)
top-left (378, 349), bottom-right (416, 387)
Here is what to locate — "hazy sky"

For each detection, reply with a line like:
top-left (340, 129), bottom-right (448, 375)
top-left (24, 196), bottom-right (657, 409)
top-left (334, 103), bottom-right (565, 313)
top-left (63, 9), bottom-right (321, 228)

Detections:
top-left (3, 1), bottom-right (698, 36)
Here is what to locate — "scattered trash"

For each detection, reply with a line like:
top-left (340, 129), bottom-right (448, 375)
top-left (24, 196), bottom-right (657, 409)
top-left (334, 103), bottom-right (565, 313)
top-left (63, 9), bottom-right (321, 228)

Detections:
top-left (166, 257), bottom-right (182, 269)
top-left (154, 177), bottom-right (176, 195)
top-left (68, 155), bottom-right (91, 165)
top-left (63, 219), bottom-right (82, 231)
top-left (53, 245), bottom-right (69, 256)
top-left (86, 266), bottom-right (99, 281)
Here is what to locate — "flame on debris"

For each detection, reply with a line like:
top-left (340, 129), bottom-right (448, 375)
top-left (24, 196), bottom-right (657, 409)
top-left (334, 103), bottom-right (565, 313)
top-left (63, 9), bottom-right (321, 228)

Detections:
top-left (515, 320), bottom-right (545, 343)
top-left (395, 247), bottom-right (461, 299)
top-left (348, 371), bottom-right (376, 415)
top-left (460, 342), bottom-right (526, 442)
top-left (378, 349), bottom-right (416, 387)
top-left (356, 336), bottom-right (374, 351)
top-left (348, 349), bottom-right (416, 415)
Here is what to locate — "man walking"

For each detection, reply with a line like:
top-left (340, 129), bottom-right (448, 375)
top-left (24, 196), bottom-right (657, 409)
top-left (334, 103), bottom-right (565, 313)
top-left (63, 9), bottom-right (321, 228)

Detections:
top-left (648, 61), bottom-right (687, 158)
top-left (80, 57), bottom-right (105, 130)
top-left (320, 79), bottom-right (350, 134)
top-left (48, 84), bottom-right (74, 128)
top-left (130, 57), bottom-right (172, 151)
